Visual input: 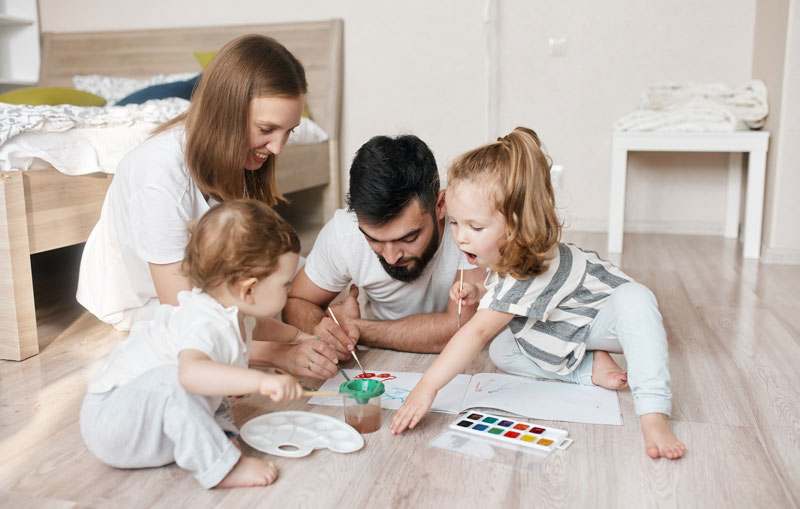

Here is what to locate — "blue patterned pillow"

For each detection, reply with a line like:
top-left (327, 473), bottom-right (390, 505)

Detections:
top-left (114, 76), bottom-right (200, 105)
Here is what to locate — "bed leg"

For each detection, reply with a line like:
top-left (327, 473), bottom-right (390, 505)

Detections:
top-left (0, 173), bottom-right (38, 361)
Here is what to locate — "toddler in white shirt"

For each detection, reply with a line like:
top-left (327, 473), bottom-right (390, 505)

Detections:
top-left (81, 199), bottom-right (316, 488)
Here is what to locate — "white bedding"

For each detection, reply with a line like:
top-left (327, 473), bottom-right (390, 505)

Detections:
top-left (0, 99), bottom-right (329, 174)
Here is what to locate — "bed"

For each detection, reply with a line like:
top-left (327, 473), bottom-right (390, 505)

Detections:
top-left (0, 20), bottom-right (343, 360)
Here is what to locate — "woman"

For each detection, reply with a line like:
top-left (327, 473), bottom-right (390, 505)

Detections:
top-left (77, 34), bottom-right (338, 379)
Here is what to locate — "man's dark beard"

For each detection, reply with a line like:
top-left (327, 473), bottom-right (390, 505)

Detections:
top-left (377, 218), bottom-right (440, 282)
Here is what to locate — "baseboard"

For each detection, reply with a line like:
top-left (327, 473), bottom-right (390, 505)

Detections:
top-left (564, 219), bottom-right (724, 236)
top-left (760, 246), bottom-right (800, 264)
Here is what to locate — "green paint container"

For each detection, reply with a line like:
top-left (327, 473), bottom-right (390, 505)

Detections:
top-left (339, 379), bottom-right (385, 434)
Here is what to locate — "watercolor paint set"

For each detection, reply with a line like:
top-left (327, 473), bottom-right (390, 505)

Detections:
top-left (449, 411), bottom-right (573, 452)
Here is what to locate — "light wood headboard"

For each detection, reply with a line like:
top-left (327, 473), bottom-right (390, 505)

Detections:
top-left (38, 20), bottom-right (344, 220)
top-left (39, 20), bottom-right (343, 139)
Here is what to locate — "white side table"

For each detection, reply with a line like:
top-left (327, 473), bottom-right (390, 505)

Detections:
top-left (608, 131), bottom-right (770, 259)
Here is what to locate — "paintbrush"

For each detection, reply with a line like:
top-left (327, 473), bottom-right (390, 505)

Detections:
top-left (457, 265), bottom-right (464, 329)
top-left (327, 307), bottom-right (367, 376)
top-left (275, 368), bottom-right (314, 391)
top-left (303, 390), bottom-right (342, 397)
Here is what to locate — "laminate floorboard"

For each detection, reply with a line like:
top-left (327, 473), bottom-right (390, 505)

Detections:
top-left (1, 233), bottom-right (799, 508)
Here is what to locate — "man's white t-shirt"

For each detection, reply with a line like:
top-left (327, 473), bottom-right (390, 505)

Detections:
top-left (88, 288), bottom-right (254, 413)
top-left (304, 209), bottom-right (469, 320)
top-left (77, 127), bottom-right (213, 330)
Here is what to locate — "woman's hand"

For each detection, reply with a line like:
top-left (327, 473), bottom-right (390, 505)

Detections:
top-left (389, 385), bottom-right (437, 435)
top-left (281, 336), bottom-right (340, 379)
top-left (259, 374), bottom-right (304, 402)
top-left (449, 281), bottom-right (481, 307)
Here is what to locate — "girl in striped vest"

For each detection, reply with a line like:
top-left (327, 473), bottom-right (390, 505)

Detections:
top-left (390, 127), bottom-right (685, 460)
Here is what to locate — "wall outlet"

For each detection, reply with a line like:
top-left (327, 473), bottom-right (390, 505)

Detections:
top-left (548, 37), bottom-right (568, 57)
top-left (551, 164), bottom-right (564, 189)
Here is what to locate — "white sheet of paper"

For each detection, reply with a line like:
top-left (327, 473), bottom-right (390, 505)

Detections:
top-left (308, 369), bottom-right (622, 425)
top-left (461, 373), bottom-right (622, 425)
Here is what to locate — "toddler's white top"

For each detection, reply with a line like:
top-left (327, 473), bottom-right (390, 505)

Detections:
top-left (88, 288), bottom-right (254, 412)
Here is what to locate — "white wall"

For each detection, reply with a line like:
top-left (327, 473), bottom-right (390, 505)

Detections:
top-left (492, 1), bottom-right (756, 233)
top-left (41, 0), bottom-right (783, 243)
top-left (755, 0), bottom-right (800, 262)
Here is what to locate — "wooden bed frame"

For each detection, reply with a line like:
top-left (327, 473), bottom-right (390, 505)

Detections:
top-left (0, 20), bottom-right (343, 360)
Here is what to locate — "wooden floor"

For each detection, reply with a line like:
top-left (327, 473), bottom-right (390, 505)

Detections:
top-left (1, 232), bottom-right (799, 508)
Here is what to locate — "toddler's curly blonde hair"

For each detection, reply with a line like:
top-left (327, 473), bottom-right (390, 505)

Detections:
top-left (182, 199), bottom-right (300, 290)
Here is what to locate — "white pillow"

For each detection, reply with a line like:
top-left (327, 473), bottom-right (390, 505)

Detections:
top-left (73, 73), bottom-right (200, 103)
top-left (287, 116), bottom-right (329, 145)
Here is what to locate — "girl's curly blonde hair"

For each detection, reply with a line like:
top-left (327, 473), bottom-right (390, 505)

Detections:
top-left (447, 127), bottom-right (561, 279)
top-left (182, 199), bottom-right (300, 290)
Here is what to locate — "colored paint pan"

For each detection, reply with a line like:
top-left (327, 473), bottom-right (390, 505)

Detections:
top-left (448, 412), bottom-right (573, 452)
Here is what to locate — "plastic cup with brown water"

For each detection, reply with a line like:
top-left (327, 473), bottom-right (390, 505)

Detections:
top-left (339, 379), bottom-right (385, 434)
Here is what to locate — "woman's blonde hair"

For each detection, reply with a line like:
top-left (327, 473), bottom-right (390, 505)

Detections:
top-left (182, 200), bottom-right (300, 290)
top-left (448, 127), bottom-right (561, 279)
top-left (158, 34), bottom-right (307, 205)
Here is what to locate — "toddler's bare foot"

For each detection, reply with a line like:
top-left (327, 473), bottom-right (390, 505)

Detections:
top-left (640, 413), bottom-right (686, 459)
top-left (590, 351), bottom-right (628, 389)
top-left (215, 456), bottom-right (278, 489)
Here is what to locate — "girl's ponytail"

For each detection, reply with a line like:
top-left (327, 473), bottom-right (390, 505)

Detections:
top-left (448, 127), bottom-right (561, 279)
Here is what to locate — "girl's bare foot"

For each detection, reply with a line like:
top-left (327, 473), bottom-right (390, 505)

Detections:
top-left (640, 413), bottom-right (686, 459)
top-left (590, 351), bottom-right (628, 389)
top-left (215, 456), bottom-right (278, 489)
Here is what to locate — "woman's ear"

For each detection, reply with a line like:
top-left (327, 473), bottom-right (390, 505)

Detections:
top-left (238, 277), bottom-right (259, 304)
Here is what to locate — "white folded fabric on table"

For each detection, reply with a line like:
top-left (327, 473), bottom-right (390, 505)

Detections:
top-left (615, 80), bottom-right (768, 132)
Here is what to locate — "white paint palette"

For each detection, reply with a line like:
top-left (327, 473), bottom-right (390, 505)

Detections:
top-left (240, 411), bottom-right (364, 458)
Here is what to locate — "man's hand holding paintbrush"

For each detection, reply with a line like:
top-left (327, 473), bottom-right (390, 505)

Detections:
top-left (312, 286), bottom-right (362, 361)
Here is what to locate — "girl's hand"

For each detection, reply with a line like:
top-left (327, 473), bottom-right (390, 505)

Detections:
top-left (389, 386), bottom-right (437, 435)
top-left (259, 374), bottom-right (303, 402)
top-left (449, 281), bottom-right (481, 307)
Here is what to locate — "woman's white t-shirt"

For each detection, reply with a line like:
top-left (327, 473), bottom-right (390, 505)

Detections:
top-left (77, 127), bottom-right (213, 330)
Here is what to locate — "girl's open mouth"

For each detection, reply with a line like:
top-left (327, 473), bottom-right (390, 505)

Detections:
top-left (464, 251), bottom-right (477, 265)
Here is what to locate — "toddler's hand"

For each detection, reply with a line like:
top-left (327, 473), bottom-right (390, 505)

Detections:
top-left (449, 281), bottom-right (481, 307)
top-left (389, 386), bottom-right (436, 435)
top-left (259, 374), bottom-right (303, 402)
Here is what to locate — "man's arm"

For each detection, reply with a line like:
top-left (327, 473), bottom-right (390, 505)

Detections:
top-left (282, 267), bottom-right (356, 359)
top-left (282, 267), bottom-right (338, 333)
top-left (350, 267), bottom-right (484, 353)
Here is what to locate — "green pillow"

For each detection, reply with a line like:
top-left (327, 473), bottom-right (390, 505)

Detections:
top-left (0, 87), bottom-right (106, 106)
top-left (194, 51), bottom-right (217, 70)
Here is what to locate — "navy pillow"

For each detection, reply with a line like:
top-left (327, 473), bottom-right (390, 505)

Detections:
top-left (114, 75), bottom-right (200, 106)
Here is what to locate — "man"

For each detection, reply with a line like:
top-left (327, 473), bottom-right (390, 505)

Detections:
top-left (283, 134), bottom-right (484, 376)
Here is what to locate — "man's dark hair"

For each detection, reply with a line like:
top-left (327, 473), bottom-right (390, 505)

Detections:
top-left (346, 134), bottom-right (440, 225)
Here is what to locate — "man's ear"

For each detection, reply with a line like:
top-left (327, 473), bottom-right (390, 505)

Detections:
top-left (238, 277), bottom-right (259, 304)
top-left (436, 189), bottom-right (447, 220)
